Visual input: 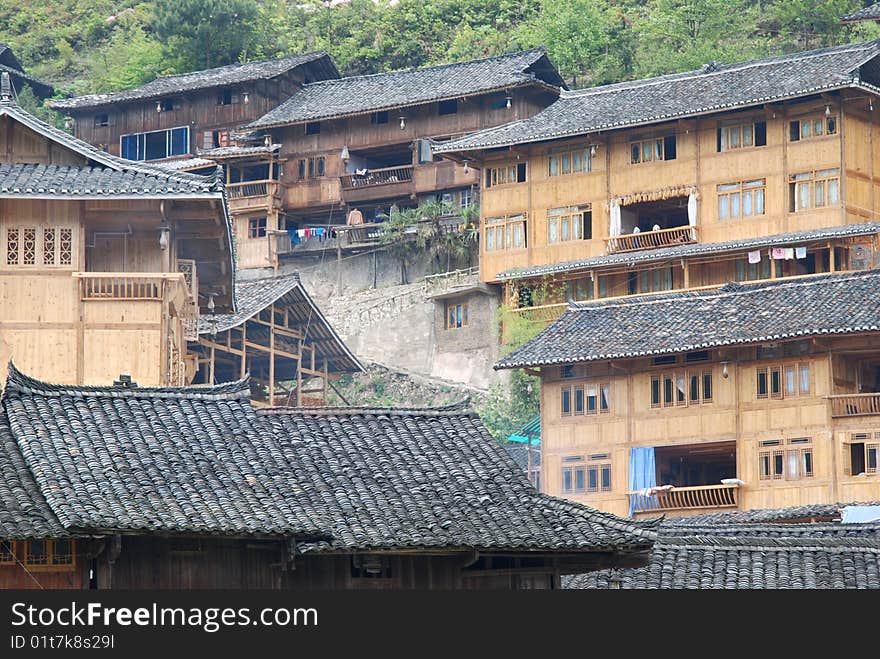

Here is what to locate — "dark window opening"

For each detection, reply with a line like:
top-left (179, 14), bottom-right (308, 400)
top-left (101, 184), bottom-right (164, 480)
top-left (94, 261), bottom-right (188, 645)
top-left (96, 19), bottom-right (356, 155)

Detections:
top-left (516, 162), bottom-right (527, 182)
top-left (217, 89), bottom-right (234, 105)
top-left (370, 111), bottom-right (389, 124)
top-left (248, 217), bottom-right (267, 239)
top-left (663, 135), bottom-right (677, 160)
top-left (351, 555), bottom-right (392, 579)
top-left (755, 121), bottom-right (767, 146)
top-left (655, 441), bottom-right (737, 488)
top-left (158, 98), bottom-right (176, 112)
top-left (652, 356), bottom-right (677, 366)
top-left (438, 99), bottom-right (458, 115)
top-left (619, 196), bottom-right (690, 234)
top-left (94, 114), bottom-right (109, 127)
top-left (685, 351), bottom-right (709, 362)
top-left (305, 122), bottom-right (321, 135)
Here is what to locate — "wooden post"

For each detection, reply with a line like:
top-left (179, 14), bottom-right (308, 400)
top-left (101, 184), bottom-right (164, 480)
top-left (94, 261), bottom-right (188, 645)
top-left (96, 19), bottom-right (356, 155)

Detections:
top-left (240, 322), bottom-right (247, 379)
top-left (322, 360), bottom-right (329, 405)
top-left (209, 345), bottom-right (215, 384)
top-left (829, 242), bottom-right (836, 272)
top-left (269, 305), bottom-right (276, 406)
top-left (296, 337), bottom-right (303, 407)
top-left (682, 258), bottom-right (690, 289)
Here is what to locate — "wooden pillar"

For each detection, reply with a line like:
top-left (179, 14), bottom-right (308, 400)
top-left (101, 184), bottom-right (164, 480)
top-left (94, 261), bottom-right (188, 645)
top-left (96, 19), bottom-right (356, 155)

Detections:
top-left (269, 305), bottom-right (276, 406)
top-left (682, 258), bottom-right (690, 289)
top-left (296, 337), bottom-right (303, 407)
top-left (829, 242), bottom-right (836, 272)
top-left (240, 322), bottom-right (247, 378)
top-left (209, 345), bottom-right (215, 385)
top-left (322, 360), bottom-right (329, 405)
top-left (591, 270), bottom-right (598, 300)
top-left (337, 242), bottom-right (342, 294)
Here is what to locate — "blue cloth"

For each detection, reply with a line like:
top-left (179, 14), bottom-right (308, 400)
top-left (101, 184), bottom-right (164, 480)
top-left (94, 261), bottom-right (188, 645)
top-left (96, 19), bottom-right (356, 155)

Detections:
top-left (628, 447), bottom-right (656, 516)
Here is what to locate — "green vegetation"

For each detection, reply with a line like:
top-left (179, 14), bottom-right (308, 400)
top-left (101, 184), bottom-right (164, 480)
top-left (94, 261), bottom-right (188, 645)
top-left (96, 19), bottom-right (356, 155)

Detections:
top-left (4, 1), bottom-right (880, 101)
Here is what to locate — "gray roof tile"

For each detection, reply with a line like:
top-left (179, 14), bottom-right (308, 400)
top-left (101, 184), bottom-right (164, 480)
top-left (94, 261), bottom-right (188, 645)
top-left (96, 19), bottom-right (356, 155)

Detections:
top-left (247, 48), bottom-right (564, 129)
top-left (565, 511), bottom-right (880, 589)
top-left (52, 53), bottom-right (339, 111)
top-left (496, 270), bottom-right (880, 369)
top-left (436, 40), bottom-right (880, 154)
top-left (842, 3), bottom-right (880, 22)
top-left (1, 364), bottom-right (656, 556)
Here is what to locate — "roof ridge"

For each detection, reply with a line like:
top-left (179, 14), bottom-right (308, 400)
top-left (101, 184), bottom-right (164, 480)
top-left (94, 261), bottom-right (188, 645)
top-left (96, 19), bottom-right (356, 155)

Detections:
top-left (4, 362), bottom-right (252, 401)
top-left (258, 398), bottom-right (474, 417)
top-left (150, 51), bottom-right (329, 83)
top-left (299, 48), bottom-right (547, 89)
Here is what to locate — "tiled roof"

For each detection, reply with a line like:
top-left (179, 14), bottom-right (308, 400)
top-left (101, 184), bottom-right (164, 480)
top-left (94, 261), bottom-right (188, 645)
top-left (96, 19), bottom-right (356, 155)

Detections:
top-left (152, 157), bottom-right (218, 172)
top-left (0, 44), bottom-right (53, 98)
top-left (435, 40), bottom-right (880, 154)
top-left (0, 364), bottom-right (657, 559)
top-left (198, 144), bottom-right (281, 159)
top-left (262, 404), bottom-right (656, 554)
top-left (495, 223), bottom-right (880, 281)
top-left (503, 443), bottom-right (541, 471)
top-left (495, 270), bottom-right (880, 369)
top-left (247, 49), bottom-right (565, 129)
top-left (0, 414), bottom-right (66, 539)
top-left (52, 52), bottom-right (339, 111)
top-left (842, 3), bottom-right (880, 22)
top-left (200, 272), bottom-right (362, 373)
top-left (564, 515), bottom-right (880, 589)
top-left (672, 501), bottom-right (880, 526)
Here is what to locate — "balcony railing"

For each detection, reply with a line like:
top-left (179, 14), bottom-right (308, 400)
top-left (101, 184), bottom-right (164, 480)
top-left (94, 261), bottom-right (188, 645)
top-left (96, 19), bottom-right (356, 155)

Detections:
top-left (605, 225), bottom-right (698, 254)
top-left (77, 273), bottom-right (167, 300)
top-left (341, 165), bottom-right (413, 190)
top-left (226, 179), bottom-right (276, 199)
top-left (628, 483), bottom-right (739, 514)
top-left (828, 393), bottom-right (880, 417)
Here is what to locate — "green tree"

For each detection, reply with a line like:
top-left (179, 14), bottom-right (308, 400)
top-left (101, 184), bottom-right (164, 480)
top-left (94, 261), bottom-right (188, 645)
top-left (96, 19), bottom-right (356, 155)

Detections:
top-left (151, 0), bottom-right (261, 70)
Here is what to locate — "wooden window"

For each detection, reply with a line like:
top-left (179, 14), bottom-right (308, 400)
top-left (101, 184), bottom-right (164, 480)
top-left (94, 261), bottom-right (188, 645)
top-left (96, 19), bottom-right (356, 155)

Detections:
top-left (561, 465), bottom-right (585, 493)
top-left (6, 227), bottom-right (18, 265)
top-left (757, 363), bottom-right (809, 399)
top-left (630, 135), bottom-right (675, 163)
top-left (157, 98), bottom-right (180, 112)
top-left (717, 120), bottom-right (766, 151)
top-left (0, 540), bottom-right (15, 565)
top-left (484, 214), bottom-right (527, 251)
top-left (845, 433), bottom-right (880, 475)
top-left (438, 99), bottom-right (458, 115)
top-left (789, 169), bottom-right (840, 212)
top-left (760, 439), bottom-right (812, 481)
top-left (718, 179), bottom-right (765, 220)
top-left (22, 228), bottom-right (36, 265)
top-left (4, 225), bottom-right (75, 268)
top-left (120, 126), bottom-right (189, 161)
top-left (548, 148), bottom-right (592, 176)
top-left (547, 205), bottom-right (591, 243)
top-left (59, 228), bottom-right (72, 266)
top-left (652, 370), bottom-right (712, 408)
top-left (305, 122), bottom-right (321, 135)
top-left (247, 217), bottom-right (267, 238)
top-left (635, 267), bottom-right (674, 294)
top-left (445, 301), bottom-right (468, 329)
top-left (562, 382), bottom-right (610, 416)
top-left (586, 457), bottom-right (612, 493)
top-left (565, 277), bottom-right (594, 302)
top-left (351, 555), bottom-right (392, 579)
top-left (652, 355), bottom-right (677, 366)
top-left (94, 113), bottom-right (109, 127)
top-left (735, 257), bottom-right (772, 281)
top-left (370, 111), bottom-right (389, 124)
top-left (485, 163), bottom-right (526, 187)
top-left (460, 187), bottom-right (473, 208)
top-left (789, 116), bottom-right (837, 141)
top-left (300, 157), bottom-right (325, 179)
top-left (217, 89), bottom-right (238, 106)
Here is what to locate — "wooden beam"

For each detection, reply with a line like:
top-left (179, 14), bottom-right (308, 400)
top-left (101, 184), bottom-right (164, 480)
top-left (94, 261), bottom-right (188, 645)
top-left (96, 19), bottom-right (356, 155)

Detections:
top-left (240, 322), bottom-right (247, 378)
top-left (269, 304), bottom-right (276, 406)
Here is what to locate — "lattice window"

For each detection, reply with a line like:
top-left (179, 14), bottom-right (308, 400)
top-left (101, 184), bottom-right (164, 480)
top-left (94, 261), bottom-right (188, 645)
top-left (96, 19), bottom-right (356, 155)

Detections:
top-left (43, 227), bottom-right (56, 266)
top-left (22, 228), bottom-right (36, 265)
top-left (177, 258), bottom-right (197, 298)
top-left (59, 228), bottom-right (72, 265)
top-left (6, 227), bottom-right (18, 265)
top-left (0, 540), bottom-right (15, 565)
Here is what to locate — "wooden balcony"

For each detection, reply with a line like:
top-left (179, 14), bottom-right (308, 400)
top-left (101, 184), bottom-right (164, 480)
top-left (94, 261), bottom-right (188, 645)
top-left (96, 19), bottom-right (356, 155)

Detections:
top-left (605, 225), bottom-right (698, 254)
top-left (340, 166), bottom-right (414, 203)
top-left (628, 484), bottom-right (739, 515)
top-left (828, 393), bottom-right (880, 417)
top-left (226, 179), bottom-right (280, 213)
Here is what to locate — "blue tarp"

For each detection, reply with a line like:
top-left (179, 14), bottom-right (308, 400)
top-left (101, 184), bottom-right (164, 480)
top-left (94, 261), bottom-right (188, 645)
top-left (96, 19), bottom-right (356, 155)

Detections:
top-left (841, 505), bottom-right (880, 523)
top-left (628, 447), bottom-right (656, 516)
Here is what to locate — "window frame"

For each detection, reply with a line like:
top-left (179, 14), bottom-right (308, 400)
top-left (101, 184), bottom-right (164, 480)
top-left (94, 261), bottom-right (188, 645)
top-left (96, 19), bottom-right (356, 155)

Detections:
top-left (120, 126), bottom-right (189, 161)
top-left (445, 300), bottom-right (469, 329)
top-left (717, 179), bottom-right (766, 220)
top-left (789, 169), bottom-right (840, 212)
top-left (247, 217), bottom-right (267, 239)
top-left (759, 439), bottom-right (813, 481)
top-left (5, 226), bottom-right (74, 268)
top-left (548, 148), bottom-right (592, 177)
top-left (547, 205), bottom-right (592, 243)
top-left (485, 162), bottom-right (527, 188)
top-left (651, 369), bottom-right (712, 408)
top-left (561, 381), bottom-right (610, 417)
top-left (756, 362), bottom-right (810, 400)
top-left (717, 120), bottom-right (766, 152)
top-left (484, 213), bottom-right (528, 251)
top-left (789, 115), bottom-right (837, 142)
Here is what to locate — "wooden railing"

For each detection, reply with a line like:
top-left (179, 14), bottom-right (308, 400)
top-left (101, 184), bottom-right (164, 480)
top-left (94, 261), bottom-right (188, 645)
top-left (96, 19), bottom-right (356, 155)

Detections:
top-left (77, 273), bottom-right (166, 300)
top-left (226, 179), bottom-right (276, 199)
top-left (506, 302), bottom-right (568, 324)
top-left (828, 393), bottom-right (880, 417)
top-left (341, 165), bottom-right (413, 189)
top-left (605, 225), bottom-right (698, 254)
top-left (628, 484), bottom-right (739, 514)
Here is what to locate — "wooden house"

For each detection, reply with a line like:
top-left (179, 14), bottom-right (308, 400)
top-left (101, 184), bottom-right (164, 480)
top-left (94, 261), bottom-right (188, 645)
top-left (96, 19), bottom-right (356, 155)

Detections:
top-left (220, 48), bottom-right (564, 269)
top-left (0, 44), bottom-right (53, 100)
top-left (435, 40), bottom-right (880, 517)
top-left (0, 74), bottom-right (234, 388)
top-left (50, 52), bottom-right (339, 164)
top-left (0, 364), bottom-right (657, 590)
top-left (193, 271), bottom-right (363, 406)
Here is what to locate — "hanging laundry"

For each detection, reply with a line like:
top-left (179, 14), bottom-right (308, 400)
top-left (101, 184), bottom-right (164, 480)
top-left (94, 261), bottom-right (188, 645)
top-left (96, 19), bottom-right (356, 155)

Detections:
top-left (795, 246), bottom-right (807, 259)
top-left (748, 250), bottom-right (761, 264)
top-left (784, 248), bottom-right (795, 260)
top-left (771, 247), bottom-right (786, 259)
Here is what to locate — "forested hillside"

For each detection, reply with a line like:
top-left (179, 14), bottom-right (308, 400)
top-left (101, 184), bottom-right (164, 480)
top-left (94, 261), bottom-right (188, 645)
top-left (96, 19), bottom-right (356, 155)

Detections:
top-left (3, 0), bottom-right (880, 99)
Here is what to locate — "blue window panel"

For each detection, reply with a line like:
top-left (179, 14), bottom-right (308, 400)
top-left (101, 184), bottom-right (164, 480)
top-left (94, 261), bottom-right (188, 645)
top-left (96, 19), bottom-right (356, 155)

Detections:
top-left (170, 127), bottom-right (189, 156)
top-left (121, 134), bottom-right (140, 161)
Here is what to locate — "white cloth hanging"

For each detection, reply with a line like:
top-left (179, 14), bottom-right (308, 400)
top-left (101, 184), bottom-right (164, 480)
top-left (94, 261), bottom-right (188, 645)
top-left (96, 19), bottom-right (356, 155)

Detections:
top-left (609, 201), bottom-right (622, 238)
top-left (687, 191), bottom-right (698, 240)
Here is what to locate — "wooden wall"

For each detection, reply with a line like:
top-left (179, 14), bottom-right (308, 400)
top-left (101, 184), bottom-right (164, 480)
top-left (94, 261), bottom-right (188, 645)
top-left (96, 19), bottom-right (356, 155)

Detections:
top-left (478, 94), bottom-right (871, 283)
top-left (69, 73), bottom-right (306, 158)
top-left (539, 337), bottom-right (879, 517)
top-left (274, 86), bottom-right (556, 213)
